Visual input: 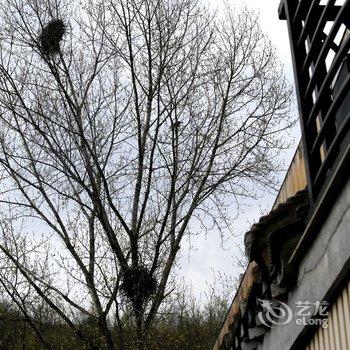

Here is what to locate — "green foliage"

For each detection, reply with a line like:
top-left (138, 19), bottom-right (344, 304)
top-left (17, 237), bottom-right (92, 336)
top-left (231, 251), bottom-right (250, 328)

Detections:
top-left (0, 291), bottom-right (228, 350)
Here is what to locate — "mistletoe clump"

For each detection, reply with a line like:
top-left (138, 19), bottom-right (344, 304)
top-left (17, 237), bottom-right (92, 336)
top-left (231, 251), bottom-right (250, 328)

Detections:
top-left (121, 267), bottom-right (157, 304)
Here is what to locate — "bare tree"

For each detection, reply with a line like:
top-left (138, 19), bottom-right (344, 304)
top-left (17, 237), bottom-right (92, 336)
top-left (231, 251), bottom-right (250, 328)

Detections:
top-left (0, 0), bottom-right (293, 348)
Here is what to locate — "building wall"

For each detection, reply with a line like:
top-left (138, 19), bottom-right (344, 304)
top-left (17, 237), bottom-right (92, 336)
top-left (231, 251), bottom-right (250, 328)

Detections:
top-left (258, 175), bottom-right (350, 350)
top-left (273, 142), bottom-right (307, 210)
top-left (306, 280), bottom-right (350, 350)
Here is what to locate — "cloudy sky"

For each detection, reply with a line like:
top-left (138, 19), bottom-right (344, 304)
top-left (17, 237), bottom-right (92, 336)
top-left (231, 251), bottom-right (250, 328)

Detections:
top-left (179, 0), bottom-right (302, 299)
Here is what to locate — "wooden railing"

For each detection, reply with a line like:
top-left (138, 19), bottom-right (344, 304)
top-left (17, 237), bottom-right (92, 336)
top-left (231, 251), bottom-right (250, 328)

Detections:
top-left (279, 0), bottom-right (350, 207)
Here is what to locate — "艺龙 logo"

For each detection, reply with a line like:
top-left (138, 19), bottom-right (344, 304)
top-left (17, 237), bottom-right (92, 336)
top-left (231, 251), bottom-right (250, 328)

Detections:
top-left (257, 298), bottom-right (293, 328)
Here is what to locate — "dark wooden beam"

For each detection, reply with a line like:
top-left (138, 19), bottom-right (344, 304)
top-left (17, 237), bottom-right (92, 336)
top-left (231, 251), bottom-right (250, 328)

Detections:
top-left (278, 0), bottom-right (286, 20)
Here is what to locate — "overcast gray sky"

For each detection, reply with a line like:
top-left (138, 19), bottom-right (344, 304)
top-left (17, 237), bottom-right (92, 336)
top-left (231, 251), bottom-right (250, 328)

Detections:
top-left (179, 0), bottom-right (301, 299)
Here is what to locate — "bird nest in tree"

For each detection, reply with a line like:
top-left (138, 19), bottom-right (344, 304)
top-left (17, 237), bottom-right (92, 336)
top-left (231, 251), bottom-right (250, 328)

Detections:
top-left (39, 19), bottom-right (66, 55)
top-left (121, 267), bottom-right (157, 303)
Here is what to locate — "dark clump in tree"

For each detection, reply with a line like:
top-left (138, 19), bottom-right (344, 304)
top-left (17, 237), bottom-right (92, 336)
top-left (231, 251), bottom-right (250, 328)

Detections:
top-left (121, 267), bottom-right (157, 304)
top-left (39, 19), bottom-right (66, 55)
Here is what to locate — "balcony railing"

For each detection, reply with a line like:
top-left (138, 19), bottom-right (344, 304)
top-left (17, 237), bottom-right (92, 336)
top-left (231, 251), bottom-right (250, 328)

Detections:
top-left (279, 0), bottom-right (350, 207)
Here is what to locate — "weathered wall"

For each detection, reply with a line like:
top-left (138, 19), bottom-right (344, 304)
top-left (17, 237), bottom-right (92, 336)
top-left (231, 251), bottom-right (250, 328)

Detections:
top-left (259, 175), bottom-right (350, 350)
top-left (305, 279), bottom-right (350, 350)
